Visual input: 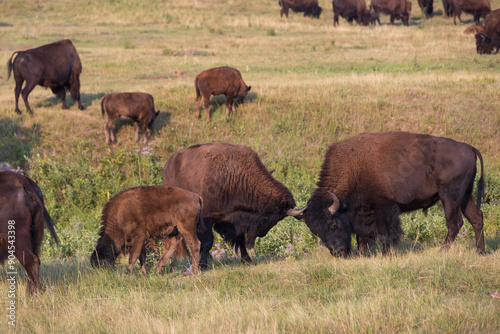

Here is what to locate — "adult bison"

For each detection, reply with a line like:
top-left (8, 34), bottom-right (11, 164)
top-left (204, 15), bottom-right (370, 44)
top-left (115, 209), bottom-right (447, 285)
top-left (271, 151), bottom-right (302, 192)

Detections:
top-left (448, 0), bottom-right (490, 25)
top-left (100, 92), bottom-right (160, 145)
top-left (162, 143), bottom-right (306, 269)
top-left (475, 8), bottom-right (500, 54)
top-left (194, 67), bottom-right (251, 122)
top-left (332, 0), bottom-right (372, 26)
top-left (418, 0), bottom-right (434, 18)
top-left (371, 0), bottom-right (412, 26)
top-left (279, 0), bottom-right (322, 18)
top-left (0, 171), bottom-right (59, 295)
top-left (90, 186), bottom-right (204, 276)
top-left (6, 39), bottom-right (84, 114)
top-left (302, 132), bottom-right (485, 256)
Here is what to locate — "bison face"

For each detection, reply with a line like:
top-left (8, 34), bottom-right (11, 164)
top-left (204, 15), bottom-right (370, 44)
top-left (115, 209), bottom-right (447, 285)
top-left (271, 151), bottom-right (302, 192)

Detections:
top-left (90, 234), bottom-right (120, 268)
top-left (303, 192), bottom-right (352, 256)
top-left (147, 110), bottom-right (160, 129)
top-left (475, 32), bottom-right (492, 54)
top-left (237, 86), bottom-right (251, 104)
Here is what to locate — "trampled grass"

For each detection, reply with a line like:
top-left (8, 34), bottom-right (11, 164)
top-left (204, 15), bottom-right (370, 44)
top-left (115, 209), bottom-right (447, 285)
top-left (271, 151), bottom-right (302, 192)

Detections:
top-left (0, 0), bottom-right (499, 332)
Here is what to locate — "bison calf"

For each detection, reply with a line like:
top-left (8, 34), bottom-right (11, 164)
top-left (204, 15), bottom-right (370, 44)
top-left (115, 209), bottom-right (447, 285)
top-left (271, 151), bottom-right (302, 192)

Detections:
top-left (0, 171), bottom-right (59, 295)
top-left (279, 0), bottom-right (323, 18)
top-left (101, 92), bottom-right (160, 145)
top-left (194, 67), bottom-right (251, 122)
top-left (90, 186), bottom-right (204, 275)
top-left (7, 39), bottom-right (84, 115)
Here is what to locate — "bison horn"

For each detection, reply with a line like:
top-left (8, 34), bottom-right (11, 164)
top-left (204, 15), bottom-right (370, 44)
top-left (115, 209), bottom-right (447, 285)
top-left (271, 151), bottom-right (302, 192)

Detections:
top-left (286, 206), bottom-right (307, 217)
top-left (327, 191), bottom-right (340, 215)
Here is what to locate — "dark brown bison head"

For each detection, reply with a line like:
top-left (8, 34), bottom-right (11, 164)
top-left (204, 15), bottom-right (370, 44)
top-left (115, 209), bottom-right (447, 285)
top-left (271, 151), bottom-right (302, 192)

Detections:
top-left (237, 85), bottom-right (251, 104)
top-left (90, 233), bottom-right (121, 268)
top-left (147, 110), bottom-right (160, 128)
top-left (302, 191), bottom-right (353, 256)
top-left (310, 5), bottom-right (322, 18)
top-left (475, 32), bottom-right (492, 54)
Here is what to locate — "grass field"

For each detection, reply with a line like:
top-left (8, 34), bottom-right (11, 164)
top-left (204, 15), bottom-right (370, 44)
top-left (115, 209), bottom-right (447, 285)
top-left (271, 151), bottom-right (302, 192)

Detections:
top-left (0, 0), bottom-right (499, 332)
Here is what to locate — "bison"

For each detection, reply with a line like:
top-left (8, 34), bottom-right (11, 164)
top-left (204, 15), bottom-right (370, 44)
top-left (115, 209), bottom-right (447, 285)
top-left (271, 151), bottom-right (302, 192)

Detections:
top-left (301, 132), bottom-right (485, 257)
top-left (279, 0), bottom-right (323, 18)
top-left (475, 9), bottom-right (500, 54)
top-left (448, 0), bottom-right (490, 25)
top-left (194, 67), bottom-right (251, 122)
top-left (162, 143), bottom-right (306, 269)
top-left (418, 0), bottom-right (434, 18)
top-left (100, 92), bottom-right (160, 145)
top-left (332, 0), bottom-right (372, 26)
top-left (371, 0), bottom-right (412, 26)
top-left (6, 39), bottom-right (84, 114)
top-left (90, 186), bottom-right (204, 276)
top-left (0, 171), bottom-right (59, 295)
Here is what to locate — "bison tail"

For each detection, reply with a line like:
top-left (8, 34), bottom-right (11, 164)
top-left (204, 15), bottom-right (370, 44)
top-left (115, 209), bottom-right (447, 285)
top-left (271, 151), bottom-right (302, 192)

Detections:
top-left (100, 98), bottom-right (105, 117)
top-left (6, 52), bottom-right (18, 81)
top-left (472, 146), bottom-right (485, 209)
top-left (194, 77), bottom-right (201, 100)
top-left (43, 207), bottom-right (60, 245)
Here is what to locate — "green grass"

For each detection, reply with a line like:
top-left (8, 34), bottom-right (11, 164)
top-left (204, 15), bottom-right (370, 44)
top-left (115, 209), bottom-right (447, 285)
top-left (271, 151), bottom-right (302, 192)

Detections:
top-left (0, 0), bottom-right (500, 332)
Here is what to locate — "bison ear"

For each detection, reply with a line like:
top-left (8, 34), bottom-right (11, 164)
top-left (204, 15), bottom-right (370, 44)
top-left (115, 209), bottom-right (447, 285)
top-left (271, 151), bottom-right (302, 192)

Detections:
top-left (247, 86), bottom-right (251, 91)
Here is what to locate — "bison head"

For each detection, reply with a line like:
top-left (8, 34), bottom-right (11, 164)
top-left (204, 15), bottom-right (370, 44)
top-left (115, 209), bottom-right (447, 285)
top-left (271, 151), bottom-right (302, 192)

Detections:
top-left (302, 191), bottom-right (352, 256)
top-left (475, 32), bottom-right (492, 54)
top-left (237, 85), bottom-right (251, 104)
top-left (148, 110), bottom-right (160, 129)
top-left (90, 233), bottom-right (120, 268)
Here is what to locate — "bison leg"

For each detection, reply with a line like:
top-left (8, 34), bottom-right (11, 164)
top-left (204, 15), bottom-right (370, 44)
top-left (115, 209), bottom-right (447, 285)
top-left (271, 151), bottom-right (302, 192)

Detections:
top-left (198, 218), bottom-right (214, 270)
top-left (69, 76), bottom-right (84, 110)
top-left (375, 206), bottom-right (402, 254)
top-left (16, 248), bottom-right (41, 295)
top-left (133, 122), bottom-right (140, 143)
top-left (156, 235), bottom-right (182, 274)
top-left (20, 80), bottom-right (38, 114)
top-left (440, 198), bottom-right (463, 249)
top-left (462, 199), bottom-right (485, 254)
top-left (127, 237), bottom-right (146, 274)
top-left (357, 235), bottom-right (377, 256)
top-left (202, 94), bottom-right (211, 122)
top-left (225, 94), bottom-right (234, 117)
top-left (138, 246), bottom-right (147, 277)
top-left (236, 235), bottom-right (253, 265)
top-left (13, 78), bottom-right (24, 114)
top-left (141, 121), bottom-right (149, 145)
top-left (104, 117), bottom-right (115, 145)
top-left (51, 86), bottom-right (68, 109)
top-left (177, 228), bottom-right (201, 276)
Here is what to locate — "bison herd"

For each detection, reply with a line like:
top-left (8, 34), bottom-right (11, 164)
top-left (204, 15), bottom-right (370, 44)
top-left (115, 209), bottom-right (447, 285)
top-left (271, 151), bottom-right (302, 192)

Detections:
top-left (1, 4), bottom-right (496, 294)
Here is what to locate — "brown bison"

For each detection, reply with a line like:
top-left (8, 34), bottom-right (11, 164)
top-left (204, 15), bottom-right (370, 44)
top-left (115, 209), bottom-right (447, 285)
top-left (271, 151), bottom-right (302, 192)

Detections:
top-left (162, 143), bottom-right (306, 269)
top-left (448, 0), bottom-right (490, 25)
top-left (7, 39), bottom-right (84, 114)
top-left (194, 67), bottom-right (251, 122)
top-left (100, 92), bottom-right (160, 145)
top-left (301, 132), bottom-right (485, 256)
top-left (0, 171), bottom-right (59, 295)
top-left (90, 186), bottom-right (204, 275)
top-left (475, 8), bottom-right (500, 54)
top-left (418, 0), bottom-right (434, 18)
top-left (464, 24), bottom-right (485, 33)
top-left (279, 0), bottom-right (322, 18)
top-left (332, 0), bottom-right (372, 26)
top-left (371, 0), bottom-right (412, 26)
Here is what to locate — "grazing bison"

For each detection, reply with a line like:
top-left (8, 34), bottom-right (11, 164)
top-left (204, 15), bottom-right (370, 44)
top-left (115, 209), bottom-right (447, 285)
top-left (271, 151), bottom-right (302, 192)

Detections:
top-left (418, 0), bottom-right (434, 18)
top-left (302, 132), bottom-right (485, 256)
top-left (194, 67), bottom-right (251, 122)
top-left (90, 186), bottom-right (204, 276)
top-left (100, 92), bottom-right (160, 145)
top-left (279, 0), bottom-right (322, 18)
top-left (332, 0), bottom-right (372, 26)
top-left (371, 0), bottom-right (412, 26)
top-left (475, 9), bottom-right (500, 54)
top-left (162, 143), bottom-right (306, 269)
top-left (0, 171), bottom-right (59, 295)
top-left (6, 39), bottom-right (84, 114)
top-left (448, 0), bottom-right (490, 25)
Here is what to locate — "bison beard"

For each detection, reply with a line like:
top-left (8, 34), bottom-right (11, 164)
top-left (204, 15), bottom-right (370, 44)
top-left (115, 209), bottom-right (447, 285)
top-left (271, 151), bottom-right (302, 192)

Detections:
top-left (162, 143), bottom-right (306, 269)
top-left (302, 132), bottom-right (485, 256)
top-left (0, 171), bottom-right (59, 295)
top-left (6, 39), bottom-right (84, 114)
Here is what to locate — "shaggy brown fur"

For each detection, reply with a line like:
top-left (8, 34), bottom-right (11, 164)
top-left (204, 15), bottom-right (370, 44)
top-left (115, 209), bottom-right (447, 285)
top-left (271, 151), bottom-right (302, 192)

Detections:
top-left (476, 9), bottom-right (500, 54)
top-left (448, 0), bottom-right (490, 25)
top-left (194, 67), bottom-right (251, 122)
top-left (0, 171), bottom-right (59, 295)
top-left (371, 0), bottom-right (412, 26)
top-left (279, 0), bottom-right (322, 18)
top-left (7, 39), bottom-right (84, 114)
top-left (332, 0), bottom-right (371, 26)
top-left (163, 143), bottom-right (305, 269)
top-left (100, 92), bottom-right (159, 145)
top-left (90, 186), bottom-right (204, 275)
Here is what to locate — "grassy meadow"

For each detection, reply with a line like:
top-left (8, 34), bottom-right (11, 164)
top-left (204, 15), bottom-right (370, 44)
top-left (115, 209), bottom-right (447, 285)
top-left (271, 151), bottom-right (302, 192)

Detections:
top-left (0, 0), bottom-right (500, 332)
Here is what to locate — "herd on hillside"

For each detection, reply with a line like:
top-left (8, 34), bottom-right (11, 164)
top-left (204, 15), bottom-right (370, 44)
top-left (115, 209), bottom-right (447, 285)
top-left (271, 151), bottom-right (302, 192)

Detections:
top-left (0, 2), bottom-right (496, 294)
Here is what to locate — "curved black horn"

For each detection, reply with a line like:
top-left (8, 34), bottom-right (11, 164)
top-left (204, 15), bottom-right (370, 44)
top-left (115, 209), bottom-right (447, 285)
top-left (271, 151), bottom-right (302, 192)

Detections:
top-left (327, 191), bottom-right (340, 215)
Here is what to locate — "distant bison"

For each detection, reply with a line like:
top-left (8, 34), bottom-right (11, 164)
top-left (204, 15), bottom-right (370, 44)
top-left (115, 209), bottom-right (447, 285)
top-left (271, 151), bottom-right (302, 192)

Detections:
top-left (163, 143), bottom-right (306, 269)
top-left (90, 186), bottom-right (204, 276)
top-left (194, 67), bottom-right (251, 122)
top-left (279, 0), bottom-right (322, 18)
top-left (100, 92), bottom-right (160, 145)
top-left (0, 171), bottom-right (59, 295)
top-left (464, 24), bottom-right (485, 34)
top-left (332, 0), bottom-right (371, 26)
top-left (448, 0), bottom-right (490, 25)
top-left (418, 0), bottom-right (434, 18)
top-left (475, 8), bottom-right (500, 54)
top-left (302, 132), bottom-right (485, 256)
top-left (371, 0), bottom-right (412, 26)
top-left (6, 39), bottom-right (84, 114)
